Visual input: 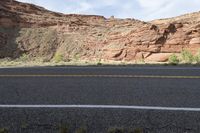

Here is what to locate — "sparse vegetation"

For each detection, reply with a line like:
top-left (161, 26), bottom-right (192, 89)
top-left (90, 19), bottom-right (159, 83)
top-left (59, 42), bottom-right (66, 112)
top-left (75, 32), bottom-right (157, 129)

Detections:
top-left (97, 59), bottom-right (102, 66)
top-left (168, 54), bottom-right (179, 65)
top-left (180, 50), bottom-right (194, 63)
top-left (136, 59), bottom-right (145, 64)
top-left (18, 53), bottom-right (29, 62)
top-left (74, 54), bottom-right (80, 62)
top-left (168, 49), bottom-right (200, 64)
top-left (194, 49), bottom-right (200, 63)
top-left (53, 53), bottom-right (64, 63)
top-left (2, 49), bottom-right (200, 67)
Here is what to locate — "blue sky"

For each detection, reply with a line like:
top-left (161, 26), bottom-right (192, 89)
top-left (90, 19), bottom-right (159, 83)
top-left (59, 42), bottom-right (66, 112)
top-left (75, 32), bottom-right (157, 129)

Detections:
top-left (17, 0), bottom-right (200, 21)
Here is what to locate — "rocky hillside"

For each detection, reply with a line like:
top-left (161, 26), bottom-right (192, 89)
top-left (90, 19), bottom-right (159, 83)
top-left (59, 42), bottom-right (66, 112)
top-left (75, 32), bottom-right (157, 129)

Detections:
top-left (1, 0), bottom-right (200, 62)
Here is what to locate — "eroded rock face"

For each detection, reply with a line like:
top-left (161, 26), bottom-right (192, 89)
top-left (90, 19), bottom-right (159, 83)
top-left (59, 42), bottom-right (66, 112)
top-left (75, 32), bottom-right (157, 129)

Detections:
top-left (1, 0), bottom-right (200, 62)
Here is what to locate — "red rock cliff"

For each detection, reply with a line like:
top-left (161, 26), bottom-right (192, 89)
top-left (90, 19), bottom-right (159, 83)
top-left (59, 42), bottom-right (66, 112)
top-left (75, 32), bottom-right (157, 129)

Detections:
top-left (0, 0), bottom-right (200, 62)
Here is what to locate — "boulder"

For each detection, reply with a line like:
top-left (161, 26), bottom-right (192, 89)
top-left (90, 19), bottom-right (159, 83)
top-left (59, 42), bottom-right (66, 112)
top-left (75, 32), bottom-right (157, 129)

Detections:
top-left (145, 53), bottom-right (172, 62)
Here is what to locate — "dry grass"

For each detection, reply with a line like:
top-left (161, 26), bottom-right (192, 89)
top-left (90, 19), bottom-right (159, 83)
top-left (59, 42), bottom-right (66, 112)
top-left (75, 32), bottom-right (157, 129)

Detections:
top-left (0, 57), bottom-right (198, 68)
top-left (0, 59), bottom-right (167, 67)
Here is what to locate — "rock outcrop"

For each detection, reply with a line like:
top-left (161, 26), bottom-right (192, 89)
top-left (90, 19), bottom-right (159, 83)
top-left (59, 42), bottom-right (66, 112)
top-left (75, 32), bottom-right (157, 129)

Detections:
top-left (1, 0), bottom-right (200, 62)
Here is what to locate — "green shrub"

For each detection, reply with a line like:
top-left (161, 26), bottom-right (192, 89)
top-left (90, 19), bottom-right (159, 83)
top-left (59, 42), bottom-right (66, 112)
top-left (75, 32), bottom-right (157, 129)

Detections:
top-left (53, 53), bottom-right (64, 63)
top-left (180, 50), bottom-right (194, 63)
top-left (97, 62), bottom-right (102, 66)
top-left (97, 59), bottom-right (102, 66)
top-left (136, 59), bottom-right (145, 64)
top-left (74, 54), bottom-right (80, 62)
top-left (194, 56), bottom-right (200, 63)
top-left (194, 49), bottom-right (200, 63)
top-left (168, 54), bottom-right (179, 65)
top-left (18, 53), bottom-right (29, 62)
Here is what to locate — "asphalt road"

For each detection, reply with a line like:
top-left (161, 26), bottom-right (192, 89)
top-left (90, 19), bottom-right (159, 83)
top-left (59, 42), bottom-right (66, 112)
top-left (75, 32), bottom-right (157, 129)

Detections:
top-left (0, 66), bottom-right (200, 133)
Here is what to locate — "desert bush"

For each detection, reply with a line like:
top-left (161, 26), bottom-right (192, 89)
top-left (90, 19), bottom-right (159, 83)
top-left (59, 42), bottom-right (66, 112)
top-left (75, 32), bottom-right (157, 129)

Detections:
top-left (97, 59), bottom-right (102, 66)
top-left (168, 54), bottom-right (179, 65)
top-left (18, 53), bottom-right (29, 62)
top-left (180, 50), bottom-right (194, 63)
top-left (53, 53), bottom-right (64, 63)
top-left (194, 49), bottom-right (200, 63)
top-left (136, 59), bottom-right (145, 64)
top-left (74, 54), bottom-right (80, 62)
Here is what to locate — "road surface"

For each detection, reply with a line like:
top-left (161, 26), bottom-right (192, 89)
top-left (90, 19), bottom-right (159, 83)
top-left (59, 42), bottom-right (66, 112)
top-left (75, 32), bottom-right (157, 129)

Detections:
top-left (0, 66), bottom-right (200, 133)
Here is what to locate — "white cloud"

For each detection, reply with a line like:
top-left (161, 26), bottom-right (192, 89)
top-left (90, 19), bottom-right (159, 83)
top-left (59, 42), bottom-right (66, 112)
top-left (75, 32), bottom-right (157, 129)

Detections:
top-left (63, 1), bottom-right (93, 14)
top-left (137, 0), bottom-right (200, 20)
top-left (16, 0), bottom-right (200, 21)
top-left (137, 0), bottom-right (168, 8)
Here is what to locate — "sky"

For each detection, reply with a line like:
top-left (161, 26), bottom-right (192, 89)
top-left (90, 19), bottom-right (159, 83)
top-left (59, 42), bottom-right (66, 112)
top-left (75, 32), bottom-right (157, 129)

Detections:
top-left (17, 0), bottom-right (200, 21)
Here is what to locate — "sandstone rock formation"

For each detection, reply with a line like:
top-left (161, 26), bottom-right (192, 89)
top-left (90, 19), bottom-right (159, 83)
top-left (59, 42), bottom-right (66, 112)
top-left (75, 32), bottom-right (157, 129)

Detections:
top-left (1, 0), bottom-right (200, 62)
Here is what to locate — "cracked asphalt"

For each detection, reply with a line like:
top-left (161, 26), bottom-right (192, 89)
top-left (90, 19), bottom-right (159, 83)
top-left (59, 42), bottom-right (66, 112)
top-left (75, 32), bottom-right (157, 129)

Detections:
top-left (0, 66), bottom-right (200, 133)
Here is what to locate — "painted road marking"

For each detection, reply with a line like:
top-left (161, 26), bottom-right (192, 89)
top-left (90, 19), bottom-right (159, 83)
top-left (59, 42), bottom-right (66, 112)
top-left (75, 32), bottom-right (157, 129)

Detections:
top-left (0, 74), bottom-right (200, 79)
top-left (0, 105), bottom-right (200, 111)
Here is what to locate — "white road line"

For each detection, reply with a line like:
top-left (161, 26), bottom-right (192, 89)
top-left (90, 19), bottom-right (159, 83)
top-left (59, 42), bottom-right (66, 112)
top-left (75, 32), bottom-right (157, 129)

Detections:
top-left (0, 74), bottom-right (200, 79)
top-left (0, 105), bottom-right (200, 111)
